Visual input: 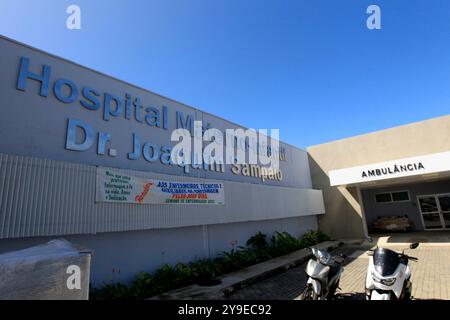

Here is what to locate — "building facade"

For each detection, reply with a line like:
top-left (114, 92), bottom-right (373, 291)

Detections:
top-left (308, 114), bottom-right (450, 239)
top-left (3, 35), bottom-right (448, 289)
top-left (0, 36), bottom-right (324, 287)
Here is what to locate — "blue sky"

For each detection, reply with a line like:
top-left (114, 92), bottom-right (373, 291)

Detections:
top-left (1, 0), bottom-right (450, 148)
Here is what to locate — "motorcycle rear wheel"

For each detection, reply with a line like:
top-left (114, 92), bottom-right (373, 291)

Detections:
top-left (327, 280), bottom-right (340, 300)
top-left (403, 281), bottom-right (412, 300)
top-left (300, 284), bottom-right (318, 300)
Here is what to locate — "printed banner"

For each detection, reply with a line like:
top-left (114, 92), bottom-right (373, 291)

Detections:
top-left (96, 167), bottom-right (225, 205)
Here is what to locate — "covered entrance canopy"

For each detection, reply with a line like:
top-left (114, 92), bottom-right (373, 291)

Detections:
top-left (329, 151), bottom-right (450, 232)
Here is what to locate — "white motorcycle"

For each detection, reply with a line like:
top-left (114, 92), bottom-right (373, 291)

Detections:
top-left (365, 242), bottom-right (419, 300)
top-left (301, 247), bottom-right (346, 300)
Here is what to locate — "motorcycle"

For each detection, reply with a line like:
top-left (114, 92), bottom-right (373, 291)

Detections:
top-left (301, 247), bottom-right (346, 300)
top-left (365, 242), bottom-right (419, 300)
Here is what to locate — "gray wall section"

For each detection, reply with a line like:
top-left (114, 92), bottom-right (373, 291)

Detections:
top-left (0, 153), bottom-right (324, 239)
top-left (361, 179), bottom-right (450, 231)
top-left (0, 35), bottom-right (312, 189)
top-left (0, 216), bottom-right (317, 287)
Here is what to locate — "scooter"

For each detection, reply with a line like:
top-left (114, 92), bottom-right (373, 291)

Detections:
top-left (301, 247), bottom-right (346, 300)
top-left (365, 242), bottom-right (419, 300)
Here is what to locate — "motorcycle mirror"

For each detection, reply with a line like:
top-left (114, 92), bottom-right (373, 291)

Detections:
top-left (409, 242), bottom-right (419, 249)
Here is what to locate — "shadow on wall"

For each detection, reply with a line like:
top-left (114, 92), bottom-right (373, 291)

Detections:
top-left (307, 155), bottom-right (365, 239)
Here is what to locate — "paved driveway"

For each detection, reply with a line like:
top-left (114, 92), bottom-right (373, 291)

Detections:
top-left (227, 244), bottom-right (450, 300)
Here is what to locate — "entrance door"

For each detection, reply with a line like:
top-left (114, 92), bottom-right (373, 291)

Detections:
top-left (417, 194), bottom-right (450, 230)
top-left (438, 194), bottom-right (450, 229)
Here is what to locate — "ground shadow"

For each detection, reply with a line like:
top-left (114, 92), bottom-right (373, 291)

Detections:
top-left (335, 292), bottom-right (366, 300)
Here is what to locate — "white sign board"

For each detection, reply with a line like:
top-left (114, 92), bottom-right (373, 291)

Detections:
top-left (96, 167), bottom-right (225, 205)
top-left (329, 150), bottom-right (450, 186)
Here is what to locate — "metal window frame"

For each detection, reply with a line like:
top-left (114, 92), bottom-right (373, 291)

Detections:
top-left (374, 190), bottom-right (410, 204)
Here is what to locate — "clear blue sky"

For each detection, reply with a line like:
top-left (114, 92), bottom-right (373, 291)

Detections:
top-left (1, 0), bottom-right (450, 148)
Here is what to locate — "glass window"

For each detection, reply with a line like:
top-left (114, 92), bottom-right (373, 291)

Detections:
top-left (419, 197), bottom-right (438, 213)
top-left (422, 213), bottom-right (442, 229)
top-left (392, 191), bottom-right (409, 202)
top-left (438, 195), bottom-right (450, 212)
top-left (442, 212), bottom-right (450, 228)
top-left (375, 193), bottom-right (392, 203)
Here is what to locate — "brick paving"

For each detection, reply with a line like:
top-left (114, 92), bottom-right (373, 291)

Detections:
top-left (408, 246), bottom-right (450, 300)
top-left (227, 245), bottom-right (450, 300)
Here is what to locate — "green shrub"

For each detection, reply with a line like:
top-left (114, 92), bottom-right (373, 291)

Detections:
top-left (128, 272), bottom-right (156, 299)
top-left (298, 230), bottom-right (331, 248)
top-left (174, 262), bottom-right (199, 287)
top-left (246, 231), bottom-right (271, 261)
top-left (152, 264), bottom-right (179, 292)
top-left (270, 231), bottom-right (301, 256)
top-left (190, 259), bottom-right (221, 284)
top-left (247, 231), bottom-right (269, 251)
top-left (215, 246), bottom-right (252, 273)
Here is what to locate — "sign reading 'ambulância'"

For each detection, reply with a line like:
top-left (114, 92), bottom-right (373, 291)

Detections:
top-left (329, 150), bottom-right (450, 186)
top-left (96, 168), bottom-right (225, 205)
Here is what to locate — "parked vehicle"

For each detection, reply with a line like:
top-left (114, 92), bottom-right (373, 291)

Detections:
top-left (301, 247), bottom-right (346, 300)
top-left (365, 242), bottom-right (419, 300)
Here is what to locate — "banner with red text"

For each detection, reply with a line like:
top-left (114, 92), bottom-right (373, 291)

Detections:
top-left (96, 167), bottom-right (225, 205)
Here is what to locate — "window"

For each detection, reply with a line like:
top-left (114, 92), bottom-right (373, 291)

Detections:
top-left (392, 191), bottom-right (410, 202)
top-left (375, 193), bottom-right (392, 203)
top-left (375, 191), bottom-right (410, 203)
